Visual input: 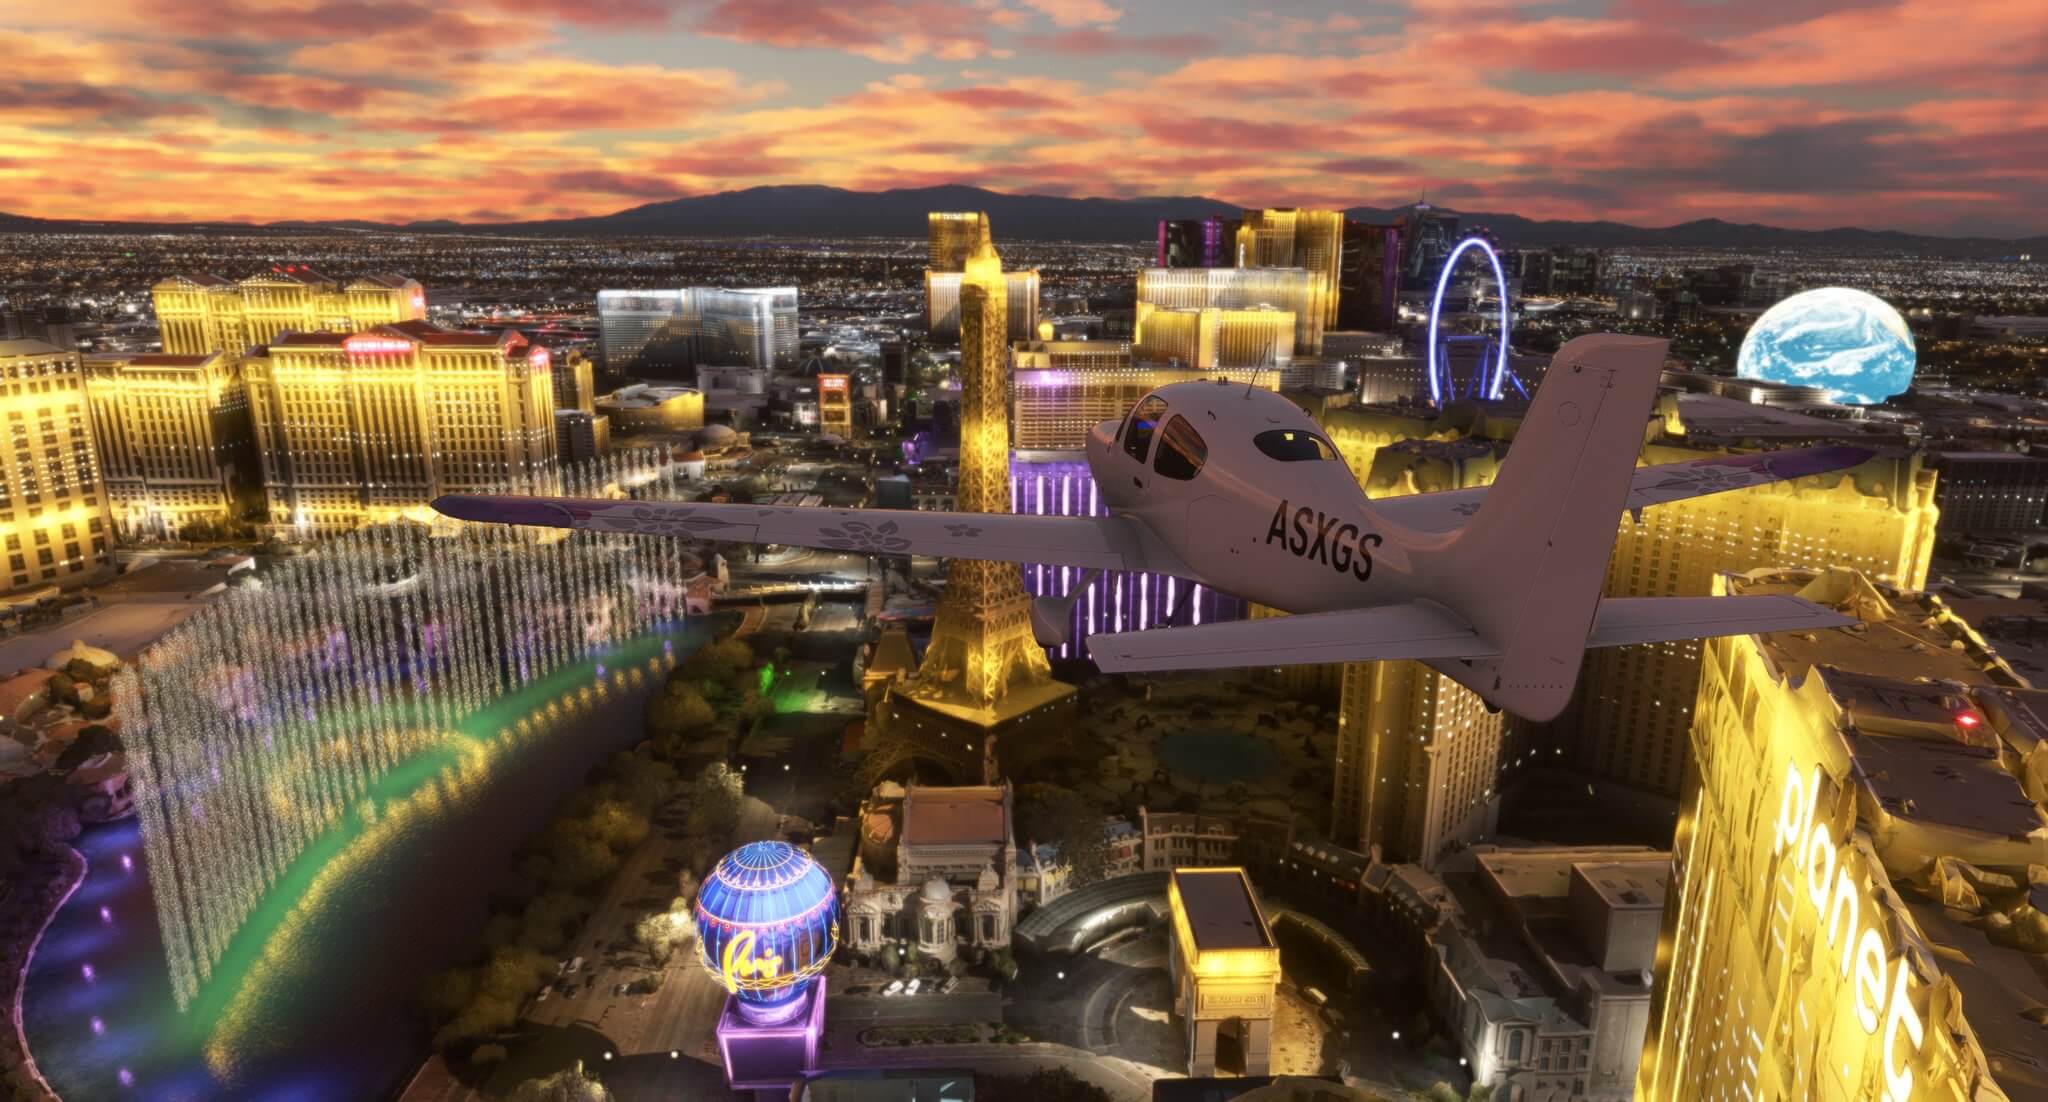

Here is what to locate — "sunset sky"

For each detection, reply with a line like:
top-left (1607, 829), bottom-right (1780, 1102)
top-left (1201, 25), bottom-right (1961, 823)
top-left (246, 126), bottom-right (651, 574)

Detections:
top-left (1, 0), bottom-right (2042, 236)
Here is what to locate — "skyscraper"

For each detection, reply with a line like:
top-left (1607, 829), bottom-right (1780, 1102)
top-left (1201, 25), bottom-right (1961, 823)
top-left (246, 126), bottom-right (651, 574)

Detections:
top-left (1337, 220), bottom-right (1401, 332)
top-left (1157, 216), bottom-right (1239, 269)
top-left (0, 340), bottom-right (111, 592)
top-left (152, 270), bottom-right (425, 356)
top-left (924, 269), bottom-right (1040, 343)
top-left (1131, 304), bottom-right (1293, 371)
top-left (1640, 566), bottom-right (2045, 1102)
top-left (1135, 268), bottom-right (1329, 356)
top-left (928, 211), bottom-right (989, 271)
top-left (242, 322), bottom-right (557, 534)
top-left (82, 351), bottom-right (256, 539)
top-left (596, 287), bottom-right (798, 378)
top-left (1236, 208), bottom-right (1343, 327)
top-left (1564, 442), bottom-right (1937, 795)
top-left (887, 230), bottom-right (1074, 770)
top-left (1331, 437), bottom-right (1511, 867)
top-left (1397, 201), bottom-right (1460, 292)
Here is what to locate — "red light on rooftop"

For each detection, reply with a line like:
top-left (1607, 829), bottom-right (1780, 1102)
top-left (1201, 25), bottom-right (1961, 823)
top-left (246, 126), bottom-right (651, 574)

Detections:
top-left (344, 337), bottom-right (413, 355)
top-left (1955, 711), bottom-right (1982, 729)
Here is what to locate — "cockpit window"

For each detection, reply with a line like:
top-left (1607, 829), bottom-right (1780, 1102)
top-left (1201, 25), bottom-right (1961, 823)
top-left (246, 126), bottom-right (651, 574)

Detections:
top-left (1124, 395), bottom-right (1168, 463)
top-left (1254, 429), bottom-right (1338, 462)
top-left (1155, 415), bottom-right (1207, 481)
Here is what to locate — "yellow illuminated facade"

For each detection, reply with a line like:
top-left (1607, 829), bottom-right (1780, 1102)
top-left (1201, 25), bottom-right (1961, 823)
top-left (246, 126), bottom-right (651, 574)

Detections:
top-left (1236, 208), bottom-right (1344, 328)
top-left (1136, 267), bottom-right (1329, 355)
top-left (83, 352), bottom-right (256, 539)
top-left (928, 212), bottom-right (989, 271)
top-left (1568, 444), bottom-right (1938, 795)
top-left (0, 341), bottom-right (111, 592)
top-left (817, 373), bottom-right (853, 439)
top-left (242, 323), bottom-right (556, 534)
top-left (1132, 303), bottom-right (1295, 370)
top-left (925, 269), bottom-right (1041, 343)
top-left (1167, 867), bottom-right (1282, 1076)
top-left (1010, 341), bottom-right (1280, 451)
top-left (1641, 567), bottom-right (2046, 1102)
top-left (153, 270), bottom-right (425, 357)
top-left (1333, 437), bottom-right (1512, 867)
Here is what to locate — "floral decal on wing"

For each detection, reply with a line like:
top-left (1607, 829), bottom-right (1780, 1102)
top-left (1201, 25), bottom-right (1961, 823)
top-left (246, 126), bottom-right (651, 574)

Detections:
top-left (944, 522), bottom-right (984, 538)
top-left (818, 520), bottom-right (912, 553)
top-left (1450, 500), bottom-right (1483, 517)
top-left (578, 504), bottom-right (733, 537)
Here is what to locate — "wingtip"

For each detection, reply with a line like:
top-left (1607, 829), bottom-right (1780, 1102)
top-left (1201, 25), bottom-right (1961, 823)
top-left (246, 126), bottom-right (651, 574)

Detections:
top-left (430, 494), bottom-right (576, 528)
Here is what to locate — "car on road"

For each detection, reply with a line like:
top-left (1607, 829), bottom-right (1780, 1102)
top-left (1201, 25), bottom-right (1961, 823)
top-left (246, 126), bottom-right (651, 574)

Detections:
top-left (883, 980), bottom-right (904, 997)
top-left (566, 956), bottom-right (585, 975)
top-left (1303, 986), bottom-right (1328, 1007)
top-left (904, 978), bottom-right (921, 995)
top-left (535, 987), bottom-right (550, 1003)
top-left (939, 976), bottom-right (959, 995)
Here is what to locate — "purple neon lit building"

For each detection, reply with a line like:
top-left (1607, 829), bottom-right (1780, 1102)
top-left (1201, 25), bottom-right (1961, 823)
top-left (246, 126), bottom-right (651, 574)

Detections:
top-left (1010, 452), bottom-right (1245, 658)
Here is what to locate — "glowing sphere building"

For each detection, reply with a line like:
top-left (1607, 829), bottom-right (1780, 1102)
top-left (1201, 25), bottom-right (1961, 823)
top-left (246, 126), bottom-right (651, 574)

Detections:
top-left (696, 841), bottom-right (838, 1092)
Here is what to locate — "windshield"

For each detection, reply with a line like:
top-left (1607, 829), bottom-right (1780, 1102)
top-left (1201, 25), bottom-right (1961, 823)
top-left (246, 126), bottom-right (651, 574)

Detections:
top-left (1124, 395), bottom-right (1168, 463)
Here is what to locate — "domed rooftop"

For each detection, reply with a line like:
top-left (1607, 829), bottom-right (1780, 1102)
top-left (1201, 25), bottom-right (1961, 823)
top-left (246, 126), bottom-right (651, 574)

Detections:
top-left (695, 423), bottom-right (738, 449)
top-left (922, 876), bottom-right (951, 904)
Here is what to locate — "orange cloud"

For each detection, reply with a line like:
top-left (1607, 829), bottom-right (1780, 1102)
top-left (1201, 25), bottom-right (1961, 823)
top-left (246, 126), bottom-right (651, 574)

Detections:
top-left (0, 0), bottom-right (2038, 234)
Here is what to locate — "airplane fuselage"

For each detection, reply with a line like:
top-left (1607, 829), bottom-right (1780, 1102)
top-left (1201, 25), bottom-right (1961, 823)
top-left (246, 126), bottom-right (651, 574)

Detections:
top-left (1082, 379), bottom-right (1432, 616)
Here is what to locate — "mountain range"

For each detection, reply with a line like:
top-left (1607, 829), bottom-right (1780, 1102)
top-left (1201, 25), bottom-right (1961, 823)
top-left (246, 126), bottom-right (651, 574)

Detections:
top-left (3, 184), bottom-right (2041, 256)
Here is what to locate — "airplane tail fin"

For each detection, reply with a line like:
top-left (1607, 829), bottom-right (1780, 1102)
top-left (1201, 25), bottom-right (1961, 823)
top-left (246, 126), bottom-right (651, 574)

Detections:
top-left (1424, 334), bottom-right (1666, 720)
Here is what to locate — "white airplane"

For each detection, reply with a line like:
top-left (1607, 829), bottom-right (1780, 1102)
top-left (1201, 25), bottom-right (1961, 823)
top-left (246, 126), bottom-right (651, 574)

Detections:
top-left (435, 335), bottom-right (1865, 720)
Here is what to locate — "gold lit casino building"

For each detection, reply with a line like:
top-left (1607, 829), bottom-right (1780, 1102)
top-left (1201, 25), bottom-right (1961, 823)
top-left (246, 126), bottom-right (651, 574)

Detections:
top-left (1640, 566), bottom-right (2048, 1102)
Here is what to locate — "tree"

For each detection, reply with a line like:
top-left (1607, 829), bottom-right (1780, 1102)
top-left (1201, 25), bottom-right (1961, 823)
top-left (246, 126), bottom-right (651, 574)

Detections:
top-left (510, 1062), bottom-right (610, 1102)
top-left (645, 679), bottom-right (714, 741)
top-left (685, 638), bottom-right (755, 686)
top-left (684, 762), bottom-right (744, 840)
top-left (976, 1068), bottom-right (1110, 1102)
top-left (1017, 784), bottom-right (1107, 887)
top-left (519, 892), bottom-right (592, 953)
top-left (634, 904), bottom-right (696, 965)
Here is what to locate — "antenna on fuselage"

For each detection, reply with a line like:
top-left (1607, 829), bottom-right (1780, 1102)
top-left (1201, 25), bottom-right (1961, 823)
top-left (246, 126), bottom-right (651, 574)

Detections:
top-left (1244, 337), bottom-right (1279, 398)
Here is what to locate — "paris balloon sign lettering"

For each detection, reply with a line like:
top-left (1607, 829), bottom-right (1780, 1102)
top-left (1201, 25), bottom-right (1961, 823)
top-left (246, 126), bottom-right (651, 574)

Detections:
top-left (1773, 762), bottom-right (1925, 1100)
top-left (719, 928), bottom-right (784, 990)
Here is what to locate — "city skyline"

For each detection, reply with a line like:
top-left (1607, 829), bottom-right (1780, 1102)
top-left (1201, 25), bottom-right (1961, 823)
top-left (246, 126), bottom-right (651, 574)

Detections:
top-left (1, 0), bottom-right (2043, 237)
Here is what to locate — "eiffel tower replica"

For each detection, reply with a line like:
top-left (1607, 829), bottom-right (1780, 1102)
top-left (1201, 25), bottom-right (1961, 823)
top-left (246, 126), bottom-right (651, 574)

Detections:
top-left (879, 217), bottom-right (1075, 782)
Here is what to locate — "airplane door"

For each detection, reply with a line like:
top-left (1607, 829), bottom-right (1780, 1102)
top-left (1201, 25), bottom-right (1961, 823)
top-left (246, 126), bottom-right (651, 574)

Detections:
top-left (1180, 495), bottom-right (1241, 586)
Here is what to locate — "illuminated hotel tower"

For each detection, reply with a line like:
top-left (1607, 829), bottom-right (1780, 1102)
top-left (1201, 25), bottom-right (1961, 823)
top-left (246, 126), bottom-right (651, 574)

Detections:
top-left (926, 211), bottom-right (1038, 343)
top-left (1565, 439), bottom-right (1937, 795)
top-left (1136, 267), bottom-right (1328, 356)
top-left (241, 322), bottom-right (557, 534)
top-left (1236, 208), bottom-right (1344, 327)
top-left (929, 212), bottom-right (989, 270)
top-left (152, 270), bottom-right (425, 356)
top-left (82, 351), bottom-right (256, 539)
top-left (892, 232), bottom-right (1073, 763)
top-left (0, 340), bottom-right (111, 592)
top-left (1640, 567), bottom-right (2046, 1102)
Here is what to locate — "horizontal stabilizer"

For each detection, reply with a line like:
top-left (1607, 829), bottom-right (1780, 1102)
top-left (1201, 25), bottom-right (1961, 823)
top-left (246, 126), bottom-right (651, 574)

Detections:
top-left (1086, 601), bottom-right (1494, 673)
top-left (1372, 444), bottom-right (1875, 535)
top-left (1587, 595), bottom-right (1853, 649)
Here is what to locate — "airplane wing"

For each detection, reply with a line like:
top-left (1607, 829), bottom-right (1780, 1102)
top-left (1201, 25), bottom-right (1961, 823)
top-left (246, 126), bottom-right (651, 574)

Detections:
top-left (1086, 601), bottom-right (1495, 672)
top-left (1586, 595), bottom-right (1852, 648)
top-left (430, 494), bottom-right (1147, 571)
top-left (1370, 444), bottom-right (1875, 534)
top-left (1086, 593), bottom-right (1851, 673)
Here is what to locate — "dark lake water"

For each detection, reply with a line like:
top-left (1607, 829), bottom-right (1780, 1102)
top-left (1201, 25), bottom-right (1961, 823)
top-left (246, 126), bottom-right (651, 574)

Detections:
top-left (22, 622), bottom-right (718, 1101)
